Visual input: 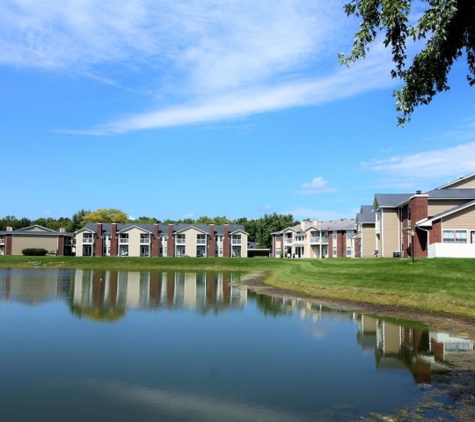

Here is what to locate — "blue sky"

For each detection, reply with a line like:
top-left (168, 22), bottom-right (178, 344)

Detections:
top-left (2, 0), bottom-right (475, 222)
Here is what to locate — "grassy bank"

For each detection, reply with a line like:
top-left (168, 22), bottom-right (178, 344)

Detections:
top-left (1, 256), bottom-right (475, 318)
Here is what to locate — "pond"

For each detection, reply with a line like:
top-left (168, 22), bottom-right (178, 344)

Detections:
top-left (0, 268), bottom-right (473, 421)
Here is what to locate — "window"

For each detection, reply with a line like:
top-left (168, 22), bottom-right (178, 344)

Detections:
top-left (197, 234), bottom-right (206, 244)
top-left (275, 235), bottom-right (281, 242)
top-left (332, 246), bottom-right (337, 256)
top-left (177, 234), bottom-right (186, 244)
top-left (275, 248), bottom-right (281, 257)
top-left (443, 230), bottom-right (467, 243)
top-left (140, 233), bottom-right (150, 243)
top-left (119, 233), bottom-right (129, 244)
top-left (332, 232), bottom-right (337, 240)
top-left (346, 247), bottom-right (352, 256)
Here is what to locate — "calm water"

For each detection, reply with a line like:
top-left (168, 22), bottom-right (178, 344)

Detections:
top-left (0, 268), bottom-right (472, 421)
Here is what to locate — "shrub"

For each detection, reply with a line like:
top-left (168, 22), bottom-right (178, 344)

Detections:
top-left (22, 248), bottom-right (48, 256)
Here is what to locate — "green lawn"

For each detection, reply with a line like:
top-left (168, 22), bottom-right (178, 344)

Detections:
top-left (1, 256), bottom-right (474, 318)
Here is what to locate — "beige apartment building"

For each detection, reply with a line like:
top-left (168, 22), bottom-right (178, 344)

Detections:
top-left (75, 223), bottom-right (248, 258)
top-left (0, 225), bottom-right (73, 256)
top-left (363, 172), bottom-right (475, 258)
top-left (271, 219), bottom-right (356, 259)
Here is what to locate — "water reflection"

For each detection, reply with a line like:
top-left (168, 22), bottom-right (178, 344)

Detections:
top-left (249, 294), bottom-right (474, 384)
top-left (70, 270), bottom-right (246, 321)
top-left (0, 268), bottom-right (474, 421)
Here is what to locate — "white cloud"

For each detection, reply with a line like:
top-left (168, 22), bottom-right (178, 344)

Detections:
top-left (362, 141), bottom-right (475, 180)
top-left (0, 0), bottom-right (399, 134)
top-left (182, 213), bottom-right (194, 219)
top-left (295, 176), bottom-right (335, 195)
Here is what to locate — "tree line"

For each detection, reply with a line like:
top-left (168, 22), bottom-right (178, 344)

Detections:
top-left (0, 209), bottom-right (298, 249)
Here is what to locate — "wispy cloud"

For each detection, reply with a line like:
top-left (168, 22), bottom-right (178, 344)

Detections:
top-left (1, 0), bottom-right (397, 134)
top-left (295, 176), bottom-right (335, 195)
top-left (362, 119), bottom-right (475, 190)
top-left (362, 142), bottom-right (475, 179)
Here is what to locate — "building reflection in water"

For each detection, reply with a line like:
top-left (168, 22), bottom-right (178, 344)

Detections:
top-left (70, 270), bottom-right (247, 320)
top-left (1, 268), bottom-right (474, 385)
top-left (259, 295), bottom-right (475, 385)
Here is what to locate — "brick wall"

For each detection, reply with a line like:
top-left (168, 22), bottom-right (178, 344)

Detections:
top-left (94, 223), bottom-right (103, 256)
top-left (110, 224), bottom-right (118, 256)
top-left (208, 224), bottom-right (216, 257)
top-left (167, 224), bottom-right (174, 257)
top-left (411, 195), bottom-right (429, 258)
top-left (152, 224), bottom-right (160, 257)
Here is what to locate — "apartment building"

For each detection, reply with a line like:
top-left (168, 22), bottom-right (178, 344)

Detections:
top-left (0, 225), bottom-right (73, 256)
top-left (75, 223), bottom-right (248, 258)
top-left (271, 219), bottom-right (356, 259)
top-left (371, 172), bottom-right (475, 258)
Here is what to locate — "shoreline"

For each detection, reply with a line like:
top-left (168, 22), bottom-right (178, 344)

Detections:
top-left (241, 273), bottom-right (475, 422)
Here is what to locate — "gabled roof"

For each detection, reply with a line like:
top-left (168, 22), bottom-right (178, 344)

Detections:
top-left (417, 199), bottom-right (475, 227)
top-left (316, 219), bottom-right (356, 231)
top-left (0, 225), bottom-right (72, 236)
top-left (273, 219), bottom-right (356, 235)
top-left (373, 193), bottom-right (412, 209)
top-left (80, 223), bottom-right (246, 236)
top-left (118, 225), bottom-right (153, 234)
top-left (15, 225), bottom-right (56, 233)
top-left (435, 172), bottom-right (475, 190)
top-left (425, 188), bottom-right (475, 200)
top-left (356, 205), bottom-right (375, 225)
top-left (175, 225), bottom-right (209, 235)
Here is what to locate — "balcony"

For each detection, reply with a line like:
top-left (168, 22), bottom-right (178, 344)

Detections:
top-left (232, 238), bottom-right (241, 245)
top-left (284, 238), bottom-right (293, 244)
top-left (310, 236), bottom-right (328, 244)
top-left (196, 238), bottom-right (206, 244)
top-left (140, 238), bottom-right (150, 244)
top-left (119, 238), bottom-right (129, 244)
top-left (83, 238), bottom-right (93, 244)
top-left (176, 238), bottom-right (186, 245)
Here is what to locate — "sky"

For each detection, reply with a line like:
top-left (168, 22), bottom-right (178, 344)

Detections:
top-left (2, 0), bottom-right (475, 222)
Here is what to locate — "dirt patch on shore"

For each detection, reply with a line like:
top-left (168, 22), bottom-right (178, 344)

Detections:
top-left (241, 272), bottom-right (475, 422)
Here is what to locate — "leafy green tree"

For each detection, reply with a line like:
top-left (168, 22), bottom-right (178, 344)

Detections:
top-left (134, 216), bottom-right (159, 224)
top-left (254, 213), bottom-right (296, 249)
top-left (0, 216), bottom-right (32, 230)
top-left (81, 208), bottom-right (129, 224)
top-left (68, 209), bottom-right (90, 232)
top-left (339, 0), bottom-right (475, 125)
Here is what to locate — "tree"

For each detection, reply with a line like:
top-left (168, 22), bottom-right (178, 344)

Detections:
top-left (134, 216), bottom-right (159, 224)
top-left (0, 215), bottom-right (31, 231)
top-left (68, 209), bottom-right (90, 232)
top-left (81, 208), bottom-right (129, 224)
top-left (254, 213), bottom-right (296, 249)
top-left (339, 0), bottom-right (475, 125)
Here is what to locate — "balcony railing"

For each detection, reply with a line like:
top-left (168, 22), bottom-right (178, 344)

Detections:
top-left (284, 239), bottom-right (293, 244)
top-left (232, 238), bottom-right (241, 244)
top-left (119, 238), bottom-right (129, 244)
top-left (140, 238), bottom-right (150, 244)
top-left (176, 238), bottom-right (186, 244)
top-left (310, 236), bottom-right (328, 244)
top-left (196, 238), bottom-right (206, 244)
top-left (83, 238), bottom-right (93, 244)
